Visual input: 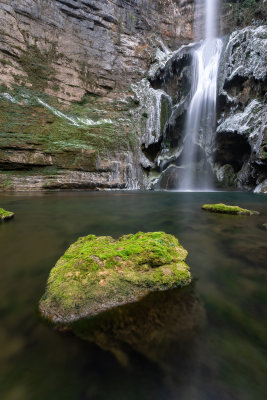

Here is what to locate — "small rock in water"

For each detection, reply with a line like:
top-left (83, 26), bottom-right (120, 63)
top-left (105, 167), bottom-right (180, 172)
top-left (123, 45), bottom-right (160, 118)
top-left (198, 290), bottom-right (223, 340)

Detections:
top-left (262, 223), bottom-right (267, 231)
top-left (0, 208), bottom-right (14, 222)
top-left (201, 203), bottom-right (259, 215)
top-left (39, 232), bottom-right (191, 324)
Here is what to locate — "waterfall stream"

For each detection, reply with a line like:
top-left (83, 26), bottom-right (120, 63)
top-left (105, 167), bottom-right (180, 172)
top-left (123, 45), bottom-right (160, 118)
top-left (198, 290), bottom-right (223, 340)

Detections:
top-left (179, 0), bottom-right (222, 190)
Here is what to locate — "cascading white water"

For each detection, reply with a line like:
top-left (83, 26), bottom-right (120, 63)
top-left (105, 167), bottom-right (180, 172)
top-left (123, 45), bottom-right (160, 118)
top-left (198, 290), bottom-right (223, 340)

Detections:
top-left (179, 0), bottom-right (223, 190)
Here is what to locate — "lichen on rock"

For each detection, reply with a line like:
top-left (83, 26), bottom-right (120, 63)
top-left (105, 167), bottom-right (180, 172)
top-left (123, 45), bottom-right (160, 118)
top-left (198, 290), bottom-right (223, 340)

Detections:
top-left (202, 203), bottom-right (259, 215)
top-left (0, 207), bottom-right (14, 222)
top-left (39, 232), bottom-right (191, 324)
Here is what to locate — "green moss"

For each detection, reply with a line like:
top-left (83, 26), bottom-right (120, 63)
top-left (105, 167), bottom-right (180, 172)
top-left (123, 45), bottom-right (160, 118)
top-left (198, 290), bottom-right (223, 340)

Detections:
top-left (18, 42), bottom-right (58, 90)
top-left (39, 232), bottom-right (191, 324)
top-left (202, 203), bottom-right (259, 215)
top-left (0, 207), bottom-right (14, 221)
top-left (0, 86), bottom-right (137, 158)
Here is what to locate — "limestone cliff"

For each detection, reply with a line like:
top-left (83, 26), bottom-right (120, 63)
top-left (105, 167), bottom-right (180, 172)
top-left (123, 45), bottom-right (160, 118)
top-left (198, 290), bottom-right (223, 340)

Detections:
top-left (215, 25), bottom-right (267, 193)
top-left (0, 0), bottom-right (194, 190)
top-left (0, 0), bottom-right (266, 192)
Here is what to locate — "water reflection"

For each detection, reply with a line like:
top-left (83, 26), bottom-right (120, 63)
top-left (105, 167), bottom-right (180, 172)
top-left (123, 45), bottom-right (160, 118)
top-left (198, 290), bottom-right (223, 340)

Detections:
top-left (71, 285), bottom-right (205, 367)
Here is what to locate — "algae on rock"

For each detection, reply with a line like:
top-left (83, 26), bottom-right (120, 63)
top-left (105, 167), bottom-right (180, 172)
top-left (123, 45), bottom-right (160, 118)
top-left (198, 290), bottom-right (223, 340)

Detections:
top-left (39, 232), bottom-right (191, 324)
top-left (0, 207), bottom-right (14, 222)
top-left (202, 203), bottom-right (259, 215)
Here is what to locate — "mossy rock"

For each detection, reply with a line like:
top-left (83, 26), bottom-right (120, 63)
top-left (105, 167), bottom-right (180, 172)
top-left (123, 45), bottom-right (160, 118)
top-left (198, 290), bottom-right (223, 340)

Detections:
top-left (202, 203), bottom-right (259, 216)
top-left (39, 232), bottom-right (191, 324)
top-left (0, 207), bottom-right (14, 222)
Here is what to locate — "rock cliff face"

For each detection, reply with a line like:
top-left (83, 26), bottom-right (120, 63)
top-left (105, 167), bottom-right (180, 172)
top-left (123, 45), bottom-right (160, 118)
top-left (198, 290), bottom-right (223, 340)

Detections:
top-left (0, 0), bottom-right (266, 191)
top-left (0, 0), bottom-right (195, 190)
top-left (135, 23), bottom-right (267, 192)
top-left (216, 25), bottom-right (267, 193)
top-left (0, 0), bottom-right (195, 101)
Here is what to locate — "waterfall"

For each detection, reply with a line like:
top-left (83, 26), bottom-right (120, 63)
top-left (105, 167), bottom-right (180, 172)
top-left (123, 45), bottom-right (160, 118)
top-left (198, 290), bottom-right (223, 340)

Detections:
top-left (179, 0), bottom-right (222, 190)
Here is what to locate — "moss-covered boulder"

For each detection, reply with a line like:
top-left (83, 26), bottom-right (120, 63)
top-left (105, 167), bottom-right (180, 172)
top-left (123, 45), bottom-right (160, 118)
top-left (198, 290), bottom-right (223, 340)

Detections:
top-left (202, 203), bottom-right (259, 215)
top-left (39, 232), bottom-right (191, 324)
top-left (0, 207), bottom-right (14, 222)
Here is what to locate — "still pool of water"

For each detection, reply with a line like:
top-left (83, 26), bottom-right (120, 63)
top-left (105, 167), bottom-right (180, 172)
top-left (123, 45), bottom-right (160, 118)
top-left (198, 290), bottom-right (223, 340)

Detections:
top-left (0, 191), bottom-right (266, 400)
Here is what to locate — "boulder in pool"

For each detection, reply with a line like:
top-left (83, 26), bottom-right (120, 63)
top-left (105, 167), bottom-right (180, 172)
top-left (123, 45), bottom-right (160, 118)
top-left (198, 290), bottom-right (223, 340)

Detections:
top-left (202, 203), bottom-right (259, 215)
top-left (0, 207), bottom-right (14, 222)
top-left (39, 232), bottom-right (191, 324)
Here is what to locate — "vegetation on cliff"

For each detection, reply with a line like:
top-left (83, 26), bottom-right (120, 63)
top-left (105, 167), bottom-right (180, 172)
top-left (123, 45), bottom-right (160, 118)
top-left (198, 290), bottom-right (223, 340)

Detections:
top-left (223, 0), bottom-right (267, 29)
top-left (0, 86), bottom-right (139, 190)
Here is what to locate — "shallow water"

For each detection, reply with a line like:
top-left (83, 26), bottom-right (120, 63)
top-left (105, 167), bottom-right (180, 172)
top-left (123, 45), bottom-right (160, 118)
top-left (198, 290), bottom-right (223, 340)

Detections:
top-left (0, 191), bottom-right (266, 400)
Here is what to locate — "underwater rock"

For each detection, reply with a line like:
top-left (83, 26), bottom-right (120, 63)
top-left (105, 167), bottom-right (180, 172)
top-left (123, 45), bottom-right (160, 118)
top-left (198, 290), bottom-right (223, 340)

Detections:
top-left (39, 232), bottom-right (191, 324)
top-left (71, 285), bottom-right (204, 366)
top-left (202, 203), bottom-right (259, 215)
top-left (0, 207), bottom-right (14, 222)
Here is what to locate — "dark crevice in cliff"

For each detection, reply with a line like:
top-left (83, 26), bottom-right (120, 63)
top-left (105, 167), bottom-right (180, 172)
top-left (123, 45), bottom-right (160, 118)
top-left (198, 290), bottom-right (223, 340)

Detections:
top-left (59, 7), bottom-right (85, 20)
top-left (215, 132), bottom-right (251, 172)
top-left (223, 74), bottom-right (247, 91)
top-left (222, 75), bottom-right (265, 104)
top-left (142, 141), bottom-right (162, 165)
top-left (149, 54), bottom-right (192, 101)
top-left (57, 0), bottom-right (80, 10)
top-left (0, 163), bottom-right (50, 171)
top-left (163, 112), bottom-right (186, 149)
top-left (13, 7), bottom-right (38, 19)
top-left (0, 48), bottom-right (18, 58)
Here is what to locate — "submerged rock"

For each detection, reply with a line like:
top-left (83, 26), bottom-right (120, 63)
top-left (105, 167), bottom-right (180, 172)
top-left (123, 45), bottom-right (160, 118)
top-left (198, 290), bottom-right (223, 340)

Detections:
top-left (39, 232), bottom-right (191, 324)
top-left (71, 285), bottom-right (204, 366)
top-left (0, 207), bottom-right (14, 222)
top-left (202, 203), bottom-right (259, 215)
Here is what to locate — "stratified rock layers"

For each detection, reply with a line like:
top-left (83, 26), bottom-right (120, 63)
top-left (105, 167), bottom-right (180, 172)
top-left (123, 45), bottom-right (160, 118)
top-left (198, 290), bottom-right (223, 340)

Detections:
top-left (0, 1), bottom-right (266, 192)
top-left (0, 0), bottom-right (194, 190)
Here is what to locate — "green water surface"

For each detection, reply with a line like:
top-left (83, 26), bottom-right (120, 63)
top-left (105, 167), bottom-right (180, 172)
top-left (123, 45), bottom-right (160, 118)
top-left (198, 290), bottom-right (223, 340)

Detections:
top-left (0, 191), bottom-right (266, 400)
